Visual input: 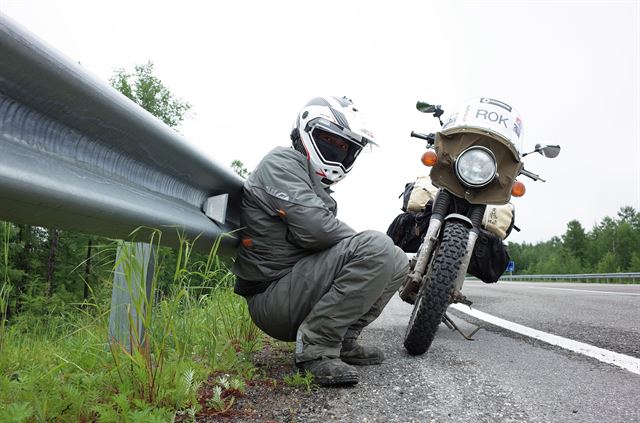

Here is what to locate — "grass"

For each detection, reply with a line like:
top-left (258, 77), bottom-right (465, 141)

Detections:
top-left (283, 370), bottom-right (315, 393)
top-left (1, 221), bottom-right (12, 354)
top-left (0, 229), bottom-right (265, 422)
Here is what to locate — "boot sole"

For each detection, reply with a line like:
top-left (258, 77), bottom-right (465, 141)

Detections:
top-left (340, 356), bottom-right (384, 366)
top-left (314, 374), bottom-right (359, 387)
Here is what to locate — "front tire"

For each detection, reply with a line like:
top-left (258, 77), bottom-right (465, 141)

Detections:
top-left (403, 220), bottom-right (470, 355)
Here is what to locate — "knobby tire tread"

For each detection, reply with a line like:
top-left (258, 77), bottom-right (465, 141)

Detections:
top-left (404, 220), bottom-right (469, 355)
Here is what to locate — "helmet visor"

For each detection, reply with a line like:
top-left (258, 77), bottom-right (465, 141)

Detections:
top-left (311, 128), bottom-right (362, 170)
top-left (306, 118), bottom-right (369, 171)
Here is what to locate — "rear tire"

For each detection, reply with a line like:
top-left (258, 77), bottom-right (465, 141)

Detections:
top-left (403, 220), bottom-right (470, 355)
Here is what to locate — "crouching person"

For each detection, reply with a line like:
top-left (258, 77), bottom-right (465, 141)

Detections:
top-left (231, 96), bottom-right (409, 386)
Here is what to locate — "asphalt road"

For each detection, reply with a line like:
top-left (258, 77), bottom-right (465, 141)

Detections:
top-left (454, 280), bottom-right (640, 358)
top-left (299, 281), bottom-right (640, 422)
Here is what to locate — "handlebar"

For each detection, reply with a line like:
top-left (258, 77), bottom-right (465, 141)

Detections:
top-left (410, 131), bottom-right (430, 140)
top-left (411, 131), bottom-right (436, 145)
top-left (520, 168), bottom-right (546, 182)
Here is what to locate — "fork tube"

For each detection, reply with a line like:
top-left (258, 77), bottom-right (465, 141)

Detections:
top-left (452, 205), bottom-right (486, 293)
top-left (412, 190), bottom-right (451, 277)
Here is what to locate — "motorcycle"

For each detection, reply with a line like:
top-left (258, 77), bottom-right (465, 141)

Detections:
top-left (401, 98), bottom-right (560, 355)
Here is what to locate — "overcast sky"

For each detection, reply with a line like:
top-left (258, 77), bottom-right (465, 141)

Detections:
top-left (2, 0), bottom-right (638, 244)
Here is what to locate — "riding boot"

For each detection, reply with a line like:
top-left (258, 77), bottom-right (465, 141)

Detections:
top-left (340, 328), bottom-right (385, 365)
top-left (296, 357), bottom-right (359, 386)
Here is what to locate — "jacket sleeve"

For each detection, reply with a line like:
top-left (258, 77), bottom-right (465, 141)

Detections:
top-left (248, 154), bottom-right (356, 251)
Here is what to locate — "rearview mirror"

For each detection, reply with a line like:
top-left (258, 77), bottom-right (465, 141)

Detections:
top-left (535, 144), bottom-right (561, 158)
top-left (416, 101), bottom-right (437, 114)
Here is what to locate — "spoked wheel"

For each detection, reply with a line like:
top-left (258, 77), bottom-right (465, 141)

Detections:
top-left (403, 220), bottom-right (470, 355)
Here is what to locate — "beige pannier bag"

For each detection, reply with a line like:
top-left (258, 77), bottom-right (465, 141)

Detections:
top-left (482, 203), bottom-right (514, 240)
top-left (406, 175), bottom-right (514, 240)
top-left (406, 176), bottom-right (439, 212)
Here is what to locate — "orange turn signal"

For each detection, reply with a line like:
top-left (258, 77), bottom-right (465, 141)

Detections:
top-left (511, 180), bottom-right (526, 197)
top-left (242, 238), bottom-right (254, 248)
top-left (421, 150), bottom-right (438, 167)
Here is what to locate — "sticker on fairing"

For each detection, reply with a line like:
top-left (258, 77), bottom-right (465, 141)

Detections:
top-left (442, 113), bottom-right (458, 130)
top-left (513, 117), bottom-right (523, 138)
top-left (441, 97), bottom-right (523, 151)
top-left (480, 98), bottom-right (512, 112)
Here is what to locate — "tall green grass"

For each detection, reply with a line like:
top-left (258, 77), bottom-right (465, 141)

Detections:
top-left (1, 221), bottom-right (13, 354)
top-left (0, 230), bottom-right (262, 422)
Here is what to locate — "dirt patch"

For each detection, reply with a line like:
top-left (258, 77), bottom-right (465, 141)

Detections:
top-left (178, 342), bottom-right (339, 422)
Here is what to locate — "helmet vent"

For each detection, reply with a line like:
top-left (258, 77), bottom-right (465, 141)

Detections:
top-left (330, 108), bottom-right (350, 129)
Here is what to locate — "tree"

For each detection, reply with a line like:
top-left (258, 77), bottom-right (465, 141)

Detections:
top-left (596, 251), bottom-right (619, 273)
top-left (231, 160), bottom-right (250, 178)
top-left (630, 252), bottom-right (640, 272)
top-left (617, 206), bottom-right (640, 230)
top-left (45, 229), bottom-right (60, 298)
top-left (509, 206), bottom-right (640, 274)
top-left (562, 220), bottom-right (587, 266)
top-left (587, 216), bottom-right (617, 270)
top-left (110, 61), bottom-right (192, 129)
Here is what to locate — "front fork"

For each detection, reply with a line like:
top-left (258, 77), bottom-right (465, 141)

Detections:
top-left (399, 190), bottom-right (486, 304)
top-left (450, 204), bottom-right (485, 303)
top-left (399, 191), bottom-right (450, 303)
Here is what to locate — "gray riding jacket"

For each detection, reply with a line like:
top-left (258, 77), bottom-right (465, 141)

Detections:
top-left (232, 146), bottom-right (356, 296)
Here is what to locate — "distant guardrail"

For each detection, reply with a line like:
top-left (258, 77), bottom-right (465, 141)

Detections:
top-left (498, 273), bottom-right (640, 283)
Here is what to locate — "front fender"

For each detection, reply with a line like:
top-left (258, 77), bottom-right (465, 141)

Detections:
top-left (444, 213), bottom-right (473, 228)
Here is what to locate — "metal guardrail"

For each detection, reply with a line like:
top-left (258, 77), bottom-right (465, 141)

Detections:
top-left (0, 15), bottom-right (243, 255)
top-left (499, 273), bottom-right (640, 282)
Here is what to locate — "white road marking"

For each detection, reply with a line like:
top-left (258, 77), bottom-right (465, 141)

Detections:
top-left (526, 287), bottom-right (640, 296)
top-left (450, 303), bottom-right (640, 376)
top-left (490, 282), bottom-right (640, 296)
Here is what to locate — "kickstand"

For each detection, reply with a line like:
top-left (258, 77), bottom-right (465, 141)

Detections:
top-left (443, 312), bottom-right (483, 340)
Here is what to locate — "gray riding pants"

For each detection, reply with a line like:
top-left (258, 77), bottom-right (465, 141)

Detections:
top-left (246, 230), bottom-right (409, 363)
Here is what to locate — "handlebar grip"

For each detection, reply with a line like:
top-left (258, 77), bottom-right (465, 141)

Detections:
top-left (410, 131), bottom-right (430, 140)
top-left (520, 168), bottom-right (547, 183)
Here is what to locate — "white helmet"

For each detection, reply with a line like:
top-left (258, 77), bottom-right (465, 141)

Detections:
top-left (441, 97), bottom-right (524, 154)
top-left (291, 96), bottom-right (378, 187)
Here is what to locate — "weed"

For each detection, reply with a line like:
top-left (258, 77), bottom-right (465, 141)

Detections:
top-left (284, 370), bottom-right (315, 393)
top-left (1, 221), bottom-right (12, 353)
top-left (0, 282), bottom-right (10, 354)
top-left (217, 375), bottom-right (230, 389)
top-left (215, 374), bottom-right (245, 393)
top-left (0, 402), bottom-right (33, 422)
top-left (229, 376), bottom-right (246, 393)
top-left (206, 385), bottom-right (234, 413)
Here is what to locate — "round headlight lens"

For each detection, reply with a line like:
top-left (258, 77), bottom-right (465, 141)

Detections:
top-left (455, 147), bottom-right (497, 187)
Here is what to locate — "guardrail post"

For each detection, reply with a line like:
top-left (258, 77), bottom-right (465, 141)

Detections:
top-left (108, 242), bottom-right (155, 352)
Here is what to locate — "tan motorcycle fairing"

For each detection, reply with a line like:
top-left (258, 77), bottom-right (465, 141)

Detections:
top-left (429, 131), bottom-right (523, 205)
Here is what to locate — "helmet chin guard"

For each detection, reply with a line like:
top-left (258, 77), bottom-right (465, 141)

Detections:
top-left (292, 96), bottom-right (377, 187)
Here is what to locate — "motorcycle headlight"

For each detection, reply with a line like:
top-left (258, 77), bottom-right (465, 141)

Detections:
top-left (455, 147), bottom-right (497, 187)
